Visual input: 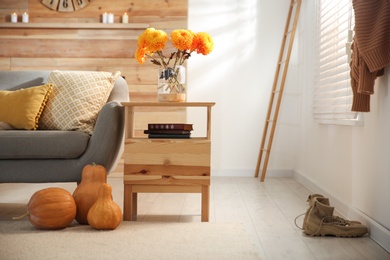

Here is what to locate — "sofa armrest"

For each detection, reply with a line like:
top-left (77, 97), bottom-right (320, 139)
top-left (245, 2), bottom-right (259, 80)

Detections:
top-left (78, 101), bottom-right (125, 173)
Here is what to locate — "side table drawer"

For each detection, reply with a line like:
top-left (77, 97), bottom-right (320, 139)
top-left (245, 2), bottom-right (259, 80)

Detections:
top-left (124, 139), bottom-right (210, 185)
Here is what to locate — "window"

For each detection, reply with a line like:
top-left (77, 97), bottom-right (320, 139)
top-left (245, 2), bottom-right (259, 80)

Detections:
top-left (312, 0), bottom-right (362, 125)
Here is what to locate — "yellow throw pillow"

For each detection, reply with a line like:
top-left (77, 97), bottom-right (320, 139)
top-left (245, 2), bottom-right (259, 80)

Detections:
top-left (0, 84), bottom-right (53, 130)
top-left (39, 70), bottom-right (121, 135)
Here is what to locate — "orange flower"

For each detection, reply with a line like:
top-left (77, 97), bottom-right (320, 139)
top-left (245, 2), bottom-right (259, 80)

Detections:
top-left (191, 32), bottom-right (214, 55)
top-left (135, 28), bottom-right (213, 69)
top-left (171, 29), bottom-right (195, 51)
top-left (135, 28), bottom-right (214, 94)
top-left (135, 47), bottom-right (147, 64)
top-left (137, 28), bottom-right (168, 53)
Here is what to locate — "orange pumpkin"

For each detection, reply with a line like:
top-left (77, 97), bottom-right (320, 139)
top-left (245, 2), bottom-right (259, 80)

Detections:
top-left (73, 163), bottom-right (107, 224)
top-left (87, 183), bottom-right (122, 230)
top-left (26, 187), bottom-right (76, 230)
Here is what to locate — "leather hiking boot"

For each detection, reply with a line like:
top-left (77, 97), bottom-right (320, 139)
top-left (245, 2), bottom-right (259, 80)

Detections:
top-left (303, 197), bottom-right (368, 237)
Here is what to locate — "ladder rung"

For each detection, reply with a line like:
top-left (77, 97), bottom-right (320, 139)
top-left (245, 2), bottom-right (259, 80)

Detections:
top-left (285, 30), bottom-right (293, 36)
top-left (279, 60), bottom-right (286, 65)
top-left (261, 148), bottom-right (269, 152)
top-left (273, 90), bottom-right (280, 94)
top-left (267, 119), bottom-right (276, 123)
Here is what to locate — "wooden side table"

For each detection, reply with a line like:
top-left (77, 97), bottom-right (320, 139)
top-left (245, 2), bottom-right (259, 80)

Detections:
top-left (121, 102), bottom-right (215, 222)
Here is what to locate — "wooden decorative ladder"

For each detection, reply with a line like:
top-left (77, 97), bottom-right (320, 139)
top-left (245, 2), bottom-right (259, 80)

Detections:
top-left (255, 0), bottom-right (302, 182)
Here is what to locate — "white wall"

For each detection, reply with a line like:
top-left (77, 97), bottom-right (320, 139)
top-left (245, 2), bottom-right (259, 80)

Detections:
top-left (188, 0), bottom-right (390, 251)
top-left (294, 0), bottom-right (390, 251)
top-left (188, 0), bottom-right (292, 177)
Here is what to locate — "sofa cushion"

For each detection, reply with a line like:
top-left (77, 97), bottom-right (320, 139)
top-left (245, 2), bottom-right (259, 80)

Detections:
top-left (39, 70), bottom-right (121, 135)
top-left (0, 130), bottom-right (90, 159)
top-left (0, 84), bottom-right (52, 130)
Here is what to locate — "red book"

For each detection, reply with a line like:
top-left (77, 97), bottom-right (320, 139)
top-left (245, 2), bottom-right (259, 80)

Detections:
top-left (147, 123), bottom-right (193, 131)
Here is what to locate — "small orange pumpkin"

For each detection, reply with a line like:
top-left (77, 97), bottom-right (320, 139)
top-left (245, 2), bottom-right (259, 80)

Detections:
top-left (87, 183), bottom-right (122, 230)
top-left (73, 163), bottom-right (107, 224)
top-left (18, 187), bottom-right (77, 230)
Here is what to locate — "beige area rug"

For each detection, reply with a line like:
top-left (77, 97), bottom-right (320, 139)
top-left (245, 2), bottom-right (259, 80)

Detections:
top-left (0, 220), bottom-right (260, 260)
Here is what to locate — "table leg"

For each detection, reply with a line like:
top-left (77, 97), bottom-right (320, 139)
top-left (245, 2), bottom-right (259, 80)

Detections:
top-left (123, 184), bottom-right (130, 221)
top-left (123, 184), bottom-right (137, 221)
top-left (201, 185), bottom-right (210, 222)
top-left (132, 192), bottom-right (138, 220)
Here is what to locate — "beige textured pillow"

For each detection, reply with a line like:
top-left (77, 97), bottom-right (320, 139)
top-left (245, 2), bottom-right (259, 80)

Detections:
top-left (39, 70), bottom-right (121, 135)
top-left (0, 84), bottom-right (52, 130)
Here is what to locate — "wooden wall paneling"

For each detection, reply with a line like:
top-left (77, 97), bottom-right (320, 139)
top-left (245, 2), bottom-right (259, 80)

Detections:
top-left (0, 58), bottom-right (11, 70)
top-left (0, 0), bottom-right (28, 23)
top-left (0, 0), bottom-right (28, 10)
top-left (27, 0), bottom-right (187, 23)
top-left (149, 20), bottom-right (187, 30)
top-left (1, 39), bottom-right (136, 58)
top-left (8, 57), bottom-right (132, 69)
top-left (0, 27), bottom-right (143, 40)
top-left (7, 57), bottom-right (157, 83)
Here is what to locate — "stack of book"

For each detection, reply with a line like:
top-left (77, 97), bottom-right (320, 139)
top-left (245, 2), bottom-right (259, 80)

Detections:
top-left (144, 123), bottom-right (193, 139)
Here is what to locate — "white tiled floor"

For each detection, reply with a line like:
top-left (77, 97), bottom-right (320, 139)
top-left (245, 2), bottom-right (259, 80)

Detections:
top-left (1, 175), bottom-right (389, 259)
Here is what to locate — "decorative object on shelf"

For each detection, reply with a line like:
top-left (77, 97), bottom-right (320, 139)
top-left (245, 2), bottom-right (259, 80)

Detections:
top-left (157, 65), bottom-right (186, 102)
top-left (102, 12), bottom-right (108, 23)
top-left (107, 13), bottom-right (114, 24)
top-left (147, 123), bottom-right (194, 131)
top-left (145, 123), bottom-right (193, 138)
top-left (11, 13), bottom-right (17, 23)
top-left (135, 28), bottom-right (214, 102)
top-left (41, 0), bottom-right (91, 12)
top-left (122, 13), bottom-right (128, 24)
top-left (22, 12), bottom-right (29, 23)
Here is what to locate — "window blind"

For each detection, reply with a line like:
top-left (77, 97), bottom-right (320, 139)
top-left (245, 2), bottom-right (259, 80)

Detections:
top-left (313, 0), bottom-right (360, 124)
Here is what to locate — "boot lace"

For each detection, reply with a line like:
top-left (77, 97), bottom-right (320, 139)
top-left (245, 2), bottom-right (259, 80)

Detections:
top-left (294, 213), bottom-right (352, 234)
top-left (294, 213), bottom-right (305, 230)
top-left (322, 215), bottom-right (351, 226)
top-left (310, 215), bottom-right (352, 236)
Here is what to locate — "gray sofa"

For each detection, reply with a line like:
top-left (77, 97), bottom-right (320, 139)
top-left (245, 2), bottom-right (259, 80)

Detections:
top-left (0, 71), bottom-right (129, 183)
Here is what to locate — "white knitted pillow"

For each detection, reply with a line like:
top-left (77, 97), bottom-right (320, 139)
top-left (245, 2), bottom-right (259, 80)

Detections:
top-left (39, 70), bottom-right (121, 135)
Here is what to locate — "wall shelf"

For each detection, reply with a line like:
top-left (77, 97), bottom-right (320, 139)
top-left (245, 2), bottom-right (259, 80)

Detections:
top-left (0, 23), bottom-right (150, 29)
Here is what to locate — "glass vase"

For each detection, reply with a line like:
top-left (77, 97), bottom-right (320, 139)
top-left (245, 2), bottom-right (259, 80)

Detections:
top-left (157, 65), bottom-right (186, 102)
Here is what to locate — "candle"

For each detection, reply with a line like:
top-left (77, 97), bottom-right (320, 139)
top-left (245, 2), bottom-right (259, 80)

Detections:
top-left (122, 13), bottom-right (128, 24)
top-left (107, 13), bottom-right (114, 24)
top-left (22, 12), bottom-right (29, 23)
top-left (102, 12), bottom-right (108, 23)
top-left (11, 13), bottom-right (17, 23)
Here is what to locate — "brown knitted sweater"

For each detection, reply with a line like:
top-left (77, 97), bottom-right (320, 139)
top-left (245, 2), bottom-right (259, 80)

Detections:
top-left (350, 0), bottom-right (390, 112)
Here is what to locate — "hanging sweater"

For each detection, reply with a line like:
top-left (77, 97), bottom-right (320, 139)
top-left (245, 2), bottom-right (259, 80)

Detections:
top-left (350, 0), bottom-right (390, 112)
